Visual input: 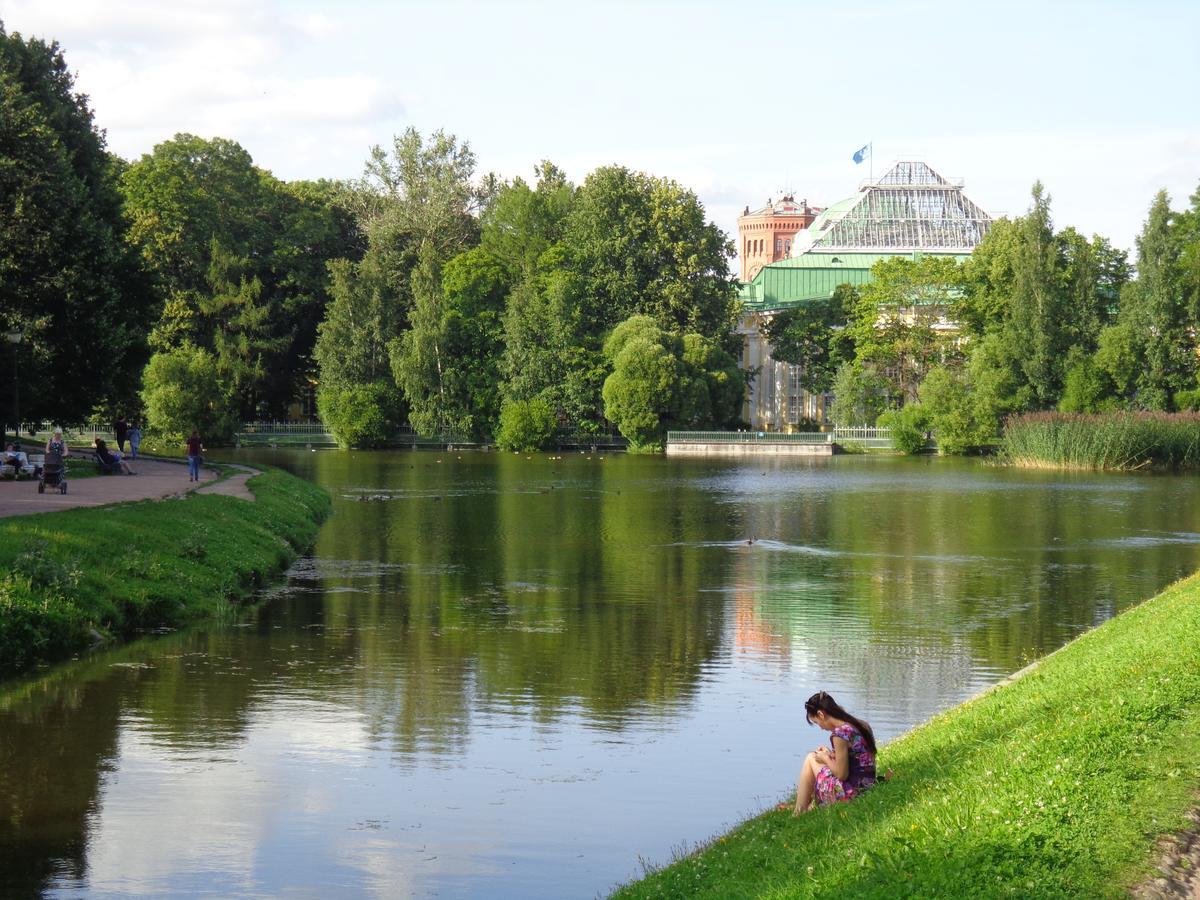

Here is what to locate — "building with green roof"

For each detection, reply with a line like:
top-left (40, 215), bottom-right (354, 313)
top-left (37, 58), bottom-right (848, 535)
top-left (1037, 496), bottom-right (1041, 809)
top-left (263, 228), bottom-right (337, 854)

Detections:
top-left (738, 161), bottom-right (992, 427)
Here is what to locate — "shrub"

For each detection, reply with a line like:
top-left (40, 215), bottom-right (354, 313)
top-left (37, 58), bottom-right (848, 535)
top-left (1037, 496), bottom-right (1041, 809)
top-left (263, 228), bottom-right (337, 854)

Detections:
top-left (317, 380), bottom-right (404, 448)
top-left (878, 405), bottom-right (929, 454)
top-left (495, 397), bottom-right (557, 451)
top-left (141, 344), bottom-right (238, 443)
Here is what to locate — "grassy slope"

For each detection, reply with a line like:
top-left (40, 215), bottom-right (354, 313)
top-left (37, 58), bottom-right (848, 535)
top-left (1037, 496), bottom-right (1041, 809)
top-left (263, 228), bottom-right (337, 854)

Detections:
top-left (0, 467), bottom-right (330, 677)
top-left (616, 575), bottom-right (1200, 899)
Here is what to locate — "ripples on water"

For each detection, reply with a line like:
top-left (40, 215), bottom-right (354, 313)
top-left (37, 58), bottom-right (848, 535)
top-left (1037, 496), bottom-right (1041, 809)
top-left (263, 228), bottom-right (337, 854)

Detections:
top-left (4, 452), bottom-right (1200, 898)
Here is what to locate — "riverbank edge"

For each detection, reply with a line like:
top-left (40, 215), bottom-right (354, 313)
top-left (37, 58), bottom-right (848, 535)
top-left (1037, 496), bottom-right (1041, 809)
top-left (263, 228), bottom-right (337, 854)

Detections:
top-left (613, 571), bottom-right (1200, 899)
top-left (0, 465), bottom-right (330, 678)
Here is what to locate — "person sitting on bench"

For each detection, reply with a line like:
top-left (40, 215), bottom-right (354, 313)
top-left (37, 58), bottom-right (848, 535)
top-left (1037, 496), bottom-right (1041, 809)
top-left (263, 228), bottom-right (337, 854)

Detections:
top-left (94, 438), bottom-right (134, 475)
top-left (2, 442), bottom-right (35, 478)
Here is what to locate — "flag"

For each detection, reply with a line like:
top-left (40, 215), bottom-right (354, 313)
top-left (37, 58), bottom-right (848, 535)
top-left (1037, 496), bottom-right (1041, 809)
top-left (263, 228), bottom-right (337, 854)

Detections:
top-left (852, 143), bottom-right (871, 164)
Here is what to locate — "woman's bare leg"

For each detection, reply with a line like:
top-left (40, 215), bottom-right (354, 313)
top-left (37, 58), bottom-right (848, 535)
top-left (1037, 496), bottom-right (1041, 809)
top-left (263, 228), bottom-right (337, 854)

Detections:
top-left (794, 752), bottom-right (821, 814)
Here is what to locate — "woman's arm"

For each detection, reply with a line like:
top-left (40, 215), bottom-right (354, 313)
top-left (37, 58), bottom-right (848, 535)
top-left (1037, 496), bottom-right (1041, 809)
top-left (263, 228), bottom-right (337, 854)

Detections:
top-left (829, 735), bottom-right (851, 781)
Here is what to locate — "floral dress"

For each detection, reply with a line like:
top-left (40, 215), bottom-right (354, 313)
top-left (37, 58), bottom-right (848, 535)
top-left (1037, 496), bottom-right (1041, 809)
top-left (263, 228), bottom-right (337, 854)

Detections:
top-left (815, 723), bottom-right (876, 806)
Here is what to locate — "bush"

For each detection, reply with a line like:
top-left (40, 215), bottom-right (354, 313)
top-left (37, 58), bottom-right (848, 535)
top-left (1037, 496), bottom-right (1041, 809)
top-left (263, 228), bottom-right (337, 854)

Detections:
top-left (495, 397), bottom-right (557, 451)
top-left (141, 344), bottom-right (238, 443)
top-left (317, 380), bottom-right (404, 448)
top-left (878, 405), bottom-right (929, 454)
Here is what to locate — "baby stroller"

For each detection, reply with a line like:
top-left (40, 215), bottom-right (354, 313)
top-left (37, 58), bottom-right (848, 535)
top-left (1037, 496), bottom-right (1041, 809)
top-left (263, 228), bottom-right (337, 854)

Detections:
top-left (38, 449), bottom-right (67, 494)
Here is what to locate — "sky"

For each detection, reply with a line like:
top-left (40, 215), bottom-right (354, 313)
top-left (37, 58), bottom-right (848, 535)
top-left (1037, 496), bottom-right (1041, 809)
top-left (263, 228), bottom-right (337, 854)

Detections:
top-left (2, 0), bottom-right (1198, 257)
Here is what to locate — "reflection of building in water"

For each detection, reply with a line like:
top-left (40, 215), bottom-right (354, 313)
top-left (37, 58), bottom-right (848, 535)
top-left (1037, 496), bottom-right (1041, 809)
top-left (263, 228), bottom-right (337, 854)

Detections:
top-left (737, 161), bottom-right (993, 429)
top-left (733, 584), bottom-right (792, 659)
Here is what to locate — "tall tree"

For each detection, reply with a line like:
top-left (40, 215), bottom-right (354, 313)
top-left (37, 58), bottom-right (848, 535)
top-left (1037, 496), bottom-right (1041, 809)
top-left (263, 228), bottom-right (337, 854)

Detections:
top-left (122, 135), bottom-right (356, 418)
top-left (562, 166), bottom-right (736, 340)
top-left (1119, 190), bottom-right (1191, 409)
top-left (0, 23), bottom-right (153, 426)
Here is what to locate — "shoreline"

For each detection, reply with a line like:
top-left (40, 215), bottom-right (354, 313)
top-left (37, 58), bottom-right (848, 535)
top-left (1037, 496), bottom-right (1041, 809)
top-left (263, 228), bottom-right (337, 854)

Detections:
top-left (0, 465), bottom-right (330, 679)
top-left (613, 570), bottom-right (1200, 898)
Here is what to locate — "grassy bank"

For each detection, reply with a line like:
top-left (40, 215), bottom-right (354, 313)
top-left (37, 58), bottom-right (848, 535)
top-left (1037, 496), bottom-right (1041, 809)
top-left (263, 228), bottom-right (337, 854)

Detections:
top-left (1001, 411), bottom-right (1200, 470)
top-left (0, 467), bottom-right (330, 678)
top-left (615, 572), bottom-right (1200, 898)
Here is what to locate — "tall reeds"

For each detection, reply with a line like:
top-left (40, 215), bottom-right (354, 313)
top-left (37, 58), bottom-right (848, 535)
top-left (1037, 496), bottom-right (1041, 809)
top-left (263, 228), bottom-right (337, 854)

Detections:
top-left (1000, 411), bottom-right (1200, 470)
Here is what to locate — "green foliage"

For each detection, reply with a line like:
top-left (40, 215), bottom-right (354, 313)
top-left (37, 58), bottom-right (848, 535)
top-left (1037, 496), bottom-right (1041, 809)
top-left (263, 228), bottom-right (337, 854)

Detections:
top-left (877, 404), bottom-right (928, 454)
top-left (320, 128), bottom-right (485, 437)
top-left (0, 467), bottom-right (329, 677)
top-left (121, 134), bottom-right (359, 417)
top-left (140, 344), bottom-right (237, 443)
top-left (617, 570), bottom-right (1200, 898)
top-left (1001, 412), bottom-right (1200, 470)
top-left (0, 25), bottom-right (154, 421)
top-left (602, 316), bottom-right (679, 450)
top-left (762, 285), bottom-right (856, 394)
top-left (391, 245), bottom-right (509, 438)
top-left (849, 256), bottom-right (963, 403)
top-left (679, 333), bottom-right (744, 428)
top-left (955, 186), bottom-right (1130, 417)
top-left (316, 380), bottom-right (403, 448)
top-left (1058, 348), bottom-right (1115, 413)
top-left (1118, 190), bottom-right (1194, 410)
top-left (564, 166), bottom-right (736, 339)
top-left (828, 362), bottom-right (887, 426)
top-left (495, 397), bottom-right (557, 451)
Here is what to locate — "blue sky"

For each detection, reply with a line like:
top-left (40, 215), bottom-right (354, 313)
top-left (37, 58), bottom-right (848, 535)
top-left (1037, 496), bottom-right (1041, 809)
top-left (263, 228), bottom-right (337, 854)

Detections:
top-left (2, 0), bottom-right (1197, 255)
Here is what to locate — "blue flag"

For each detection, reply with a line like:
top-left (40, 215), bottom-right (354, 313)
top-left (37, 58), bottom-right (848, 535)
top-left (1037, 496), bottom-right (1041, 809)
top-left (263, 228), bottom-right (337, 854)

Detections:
top-left (852, 143), bottom-right (871, 164)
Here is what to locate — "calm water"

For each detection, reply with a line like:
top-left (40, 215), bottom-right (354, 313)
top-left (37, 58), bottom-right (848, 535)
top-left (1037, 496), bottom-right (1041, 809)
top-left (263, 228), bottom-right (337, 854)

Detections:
top-left (3, 452), bottom-right (1200, 898)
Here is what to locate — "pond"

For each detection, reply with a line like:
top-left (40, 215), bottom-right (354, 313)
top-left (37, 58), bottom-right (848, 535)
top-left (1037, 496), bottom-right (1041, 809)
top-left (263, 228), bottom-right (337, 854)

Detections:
top-left (3, 452), bottom-right (1199, 898)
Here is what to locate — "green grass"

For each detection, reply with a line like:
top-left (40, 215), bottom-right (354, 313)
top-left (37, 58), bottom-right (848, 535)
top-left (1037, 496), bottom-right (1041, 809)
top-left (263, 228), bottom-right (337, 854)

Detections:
top-left (614, 573), bottom-right (1200, 899)
top-left (0, 467), bottom-right (330, 677)
top-left (1001, 411), bottom-right (1200, 470)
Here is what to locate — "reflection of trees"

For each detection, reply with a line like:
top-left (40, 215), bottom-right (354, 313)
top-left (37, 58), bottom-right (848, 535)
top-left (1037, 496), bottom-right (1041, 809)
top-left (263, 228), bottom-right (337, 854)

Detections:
top-left (0, 651), bottom-right (148, 895)
top-left (737, 459), bottom-right (1200, 694)
top-left (271, 452), bottom-right (735, 759)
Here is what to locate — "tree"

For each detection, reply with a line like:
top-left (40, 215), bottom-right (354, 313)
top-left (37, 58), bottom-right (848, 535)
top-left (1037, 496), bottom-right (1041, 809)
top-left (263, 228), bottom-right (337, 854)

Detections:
top-left (601, 316), bottom-right (680, 450)
top-left (391, 246), bottom-right (509, 437)
top-left (1006, 183), bottom-right (1070, 406)
top-left (316, 380), bottom-right (403, 449)
top-left (333, 129), bottom-right (488, 433)
top-left (495, 397), bottom-right (556, 451)
top-left (140, 344), bottom-right (236, 442)
top-left (828, 362), bottom-right (887, 426)
top-left (762, 284), bottom-right (856, 394)
top-left (0, 24), bottom-right (154, 425)
top-left (849, 256), bottom-right (963, 403)
top-left (122, 135), bottom-right (357, 417)
top-left (563, 166), bottom-right (737, 340)
top-left (1119, 191), bottom-right (1191, 409)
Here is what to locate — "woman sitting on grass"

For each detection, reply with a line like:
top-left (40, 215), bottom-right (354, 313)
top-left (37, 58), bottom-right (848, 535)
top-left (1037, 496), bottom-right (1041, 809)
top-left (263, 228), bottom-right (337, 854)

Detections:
top-left (789, 691), bottom-right (877, 815)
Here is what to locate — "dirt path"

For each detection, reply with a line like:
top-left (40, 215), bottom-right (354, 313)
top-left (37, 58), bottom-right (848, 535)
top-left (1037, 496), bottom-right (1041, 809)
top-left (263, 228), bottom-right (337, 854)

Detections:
top-left (0, 457), bottom-right (220, 518)
top-left (193, 464), bottom-right (257, 501)
top-left (1132, 807), bottom-right (1200, 899)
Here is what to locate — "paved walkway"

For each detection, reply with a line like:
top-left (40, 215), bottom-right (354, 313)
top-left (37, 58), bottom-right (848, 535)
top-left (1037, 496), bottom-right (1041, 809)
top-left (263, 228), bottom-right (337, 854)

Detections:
top-left (193, 464), bottom-right (257, 501)
top-left (0, 458), bottom-right (226, 519)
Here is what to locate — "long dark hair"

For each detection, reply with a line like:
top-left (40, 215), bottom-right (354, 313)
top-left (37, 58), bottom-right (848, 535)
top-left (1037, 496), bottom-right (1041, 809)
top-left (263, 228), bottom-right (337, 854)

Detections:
top-left (805, 691), bottom-right (876, 754)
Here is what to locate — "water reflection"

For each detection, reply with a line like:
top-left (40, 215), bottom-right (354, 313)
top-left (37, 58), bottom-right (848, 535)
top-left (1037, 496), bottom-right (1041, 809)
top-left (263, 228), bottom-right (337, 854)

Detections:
top-left (2, 453), bottom-right (1199, 898)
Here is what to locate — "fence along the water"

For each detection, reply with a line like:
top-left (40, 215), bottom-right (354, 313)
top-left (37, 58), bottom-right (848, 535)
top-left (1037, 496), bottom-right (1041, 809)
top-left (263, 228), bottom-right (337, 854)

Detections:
top-left (666, 427), bottom-right (895, 449)
top-left (234, 423), bottom-right (628, 450)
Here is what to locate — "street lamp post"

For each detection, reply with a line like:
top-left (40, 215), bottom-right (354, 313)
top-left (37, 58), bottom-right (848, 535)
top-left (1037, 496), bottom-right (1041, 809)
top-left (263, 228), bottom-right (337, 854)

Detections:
top-left (6, 330), bottom-right (21, 446)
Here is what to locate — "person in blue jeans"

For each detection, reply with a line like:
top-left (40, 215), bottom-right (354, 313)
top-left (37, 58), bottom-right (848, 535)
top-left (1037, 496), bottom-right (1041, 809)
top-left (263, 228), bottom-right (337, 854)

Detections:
top-left (186, 429), bottom-right (203, 482)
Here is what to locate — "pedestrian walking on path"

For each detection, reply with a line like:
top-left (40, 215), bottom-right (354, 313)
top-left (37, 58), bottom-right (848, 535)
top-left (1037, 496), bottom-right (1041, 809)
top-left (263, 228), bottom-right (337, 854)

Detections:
top-left (186, 430), bottom-right (203, 482)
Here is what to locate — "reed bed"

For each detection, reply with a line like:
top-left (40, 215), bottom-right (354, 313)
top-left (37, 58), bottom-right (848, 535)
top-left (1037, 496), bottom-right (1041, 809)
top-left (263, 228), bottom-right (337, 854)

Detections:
top-left (999, 411), bottom-right (1200, 470)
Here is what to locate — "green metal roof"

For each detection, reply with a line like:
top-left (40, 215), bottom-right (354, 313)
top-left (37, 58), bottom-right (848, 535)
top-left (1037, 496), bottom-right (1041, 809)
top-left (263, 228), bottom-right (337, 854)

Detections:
top-left (738, 250), bottom-right (972, 312)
